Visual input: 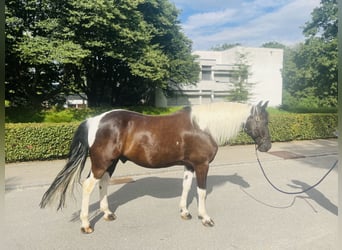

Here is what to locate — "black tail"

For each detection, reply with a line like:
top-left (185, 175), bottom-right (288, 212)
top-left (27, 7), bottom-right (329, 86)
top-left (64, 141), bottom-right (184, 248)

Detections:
top-left (40, 121), bottom-right (89, 210)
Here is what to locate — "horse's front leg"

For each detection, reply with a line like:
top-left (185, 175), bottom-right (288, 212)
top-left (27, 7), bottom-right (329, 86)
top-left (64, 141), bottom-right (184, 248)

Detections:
top-left (99, 172), bottom-right (116, 221)
top-left (80, 173), bottom-right (98, 234)
top-left (195, 164), bottom-right (215, 227)
top-left (179, 169), bottom-right (194, 220)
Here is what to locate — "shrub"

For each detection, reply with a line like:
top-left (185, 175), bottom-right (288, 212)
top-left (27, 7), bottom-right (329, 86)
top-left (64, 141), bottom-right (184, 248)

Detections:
top-left (281, 90), bottom-right (338, 113)
top-left (230, 113), bottom-right (337, 145)
top-left (268, 113), bottom-right (337, 141)
top-left (5, 113), bottom-right (337, 162)
top-left (6, 106), bottom-right (182, 123)
top-left (5, 107), bottom-right (45, 123)
top-left (5, 123), bottom-right (78, 162)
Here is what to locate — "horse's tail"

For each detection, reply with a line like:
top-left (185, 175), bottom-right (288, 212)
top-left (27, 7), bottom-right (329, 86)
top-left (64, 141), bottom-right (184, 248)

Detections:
top-left (40, 121), bottom-right (89, 210)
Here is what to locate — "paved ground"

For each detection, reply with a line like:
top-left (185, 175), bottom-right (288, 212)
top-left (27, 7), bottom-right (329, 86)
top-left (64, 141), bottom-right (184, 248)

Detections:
top-left (4, 139), bottom-right (339, 249)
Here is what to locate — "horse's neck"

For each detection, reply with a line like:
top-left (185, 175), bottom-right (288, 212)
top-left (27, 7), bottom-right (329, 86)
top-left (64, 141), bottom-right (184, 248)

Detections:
top-left (191, 102), bottom-right (251, 145)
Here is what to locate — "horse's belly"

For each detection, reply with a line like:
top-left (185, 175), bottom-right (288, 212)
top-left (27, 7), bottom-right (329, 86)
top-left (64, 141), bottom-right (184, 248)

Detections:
top-left (123, 141), bottom-right (184, 168)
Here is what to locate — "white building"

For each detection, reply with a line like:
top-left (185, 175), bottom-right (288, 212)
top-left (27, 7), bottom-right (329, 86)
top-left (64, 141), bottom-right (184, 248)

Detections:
top-left (166, 46), bottom-right (283, 107)
top-left (64, 94), bottom-right (88, 108)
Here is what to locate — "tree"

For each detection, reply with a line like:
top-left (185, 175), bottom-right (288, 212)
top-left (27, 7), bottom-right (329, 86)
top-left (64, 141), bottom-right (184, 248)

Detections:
top-left (211, 43), bottom-right (241, 51)
top-left (5, 0), bottom-right (199, 107)
top-left (282, 0), bottom-right (337, 108)
top-left (261, 41), bottom-right (286, 49)
top-left (226, 52), bottom-right (254, 103)
top-left (64, 0), bottom-right (164, 106)
top-left (303, 0), bottom-right (337, 41)
top-left (5, 0), bottom-right (89, 107)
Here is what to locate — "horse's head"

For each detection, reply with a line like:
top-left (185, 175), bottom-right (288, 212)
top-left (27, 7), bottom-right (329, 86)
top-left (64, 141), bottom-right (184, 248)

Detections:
top-left (244, 101), bottom-right (272, 152)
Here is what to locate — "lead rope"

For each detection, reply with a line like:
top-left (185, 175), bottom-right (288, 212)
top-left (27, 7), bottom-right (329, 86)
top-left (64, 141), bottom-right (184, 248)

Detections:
top-left (255, 145), bottom-right (338, 195)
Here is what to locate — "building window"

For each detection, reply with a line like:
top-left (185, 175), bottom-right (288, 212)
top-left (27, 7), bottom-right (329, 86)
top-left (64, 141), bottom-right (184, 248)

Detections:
top-left (201, 65), bottom-right (212, 80)
top-left (214, 72), bottom-right (230, 83)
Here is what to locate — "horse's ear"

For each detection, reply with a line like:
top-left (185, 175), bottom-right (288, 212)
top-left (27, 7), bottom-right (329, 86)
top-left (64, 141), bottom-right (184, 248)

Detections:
top-left (262, 101), bottom-right (269, 109)
top-left (257, 101), bottom-right (263, 107)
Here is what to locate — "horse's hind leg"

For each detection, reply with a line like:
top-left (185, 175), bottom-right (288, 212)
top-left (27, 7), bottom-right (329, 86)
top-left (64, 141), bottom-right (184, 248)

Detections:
top-left (80, 172), bottom-right (99, 234)
top-left (195, 163), bottom-right (214, 227)
top-left (80, 162), bottom-right (116, 233)
top-left (179, 168), bottom-right (194, 220)
top-left (99, 161), bottom-right (118, 221)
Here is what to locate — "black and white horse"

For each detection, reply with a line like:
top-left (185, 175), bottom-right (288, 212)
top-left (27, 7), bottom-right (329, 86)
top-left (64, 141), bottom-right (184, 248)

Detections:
top-left (40, 101), bottom-right (271, 233)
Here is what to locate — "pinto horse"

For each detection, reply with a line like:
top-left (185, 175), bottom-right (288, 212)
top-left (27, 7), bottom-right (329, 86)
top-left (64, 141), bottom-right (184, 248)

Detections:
top-left (40, 101), bottom-right (271, 233)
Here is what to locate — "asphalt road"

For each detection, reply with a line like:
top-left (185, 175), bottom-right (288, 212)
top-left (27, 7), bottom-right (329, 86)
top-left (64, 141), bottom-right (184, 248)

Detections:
top-left (4, 139), bottom-right (338, 250)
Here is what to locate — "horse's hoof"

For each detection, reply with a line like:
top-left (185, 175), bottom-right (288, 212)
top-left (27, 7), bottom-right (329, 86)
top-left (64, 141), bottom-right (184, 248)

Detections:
top-left (104, 213), bottom-right (117, 221)
top-left (181, 212), bottom-right (192, 220)
top-left (81, 226), bottom-right (94, 234)
top-left (198, 216), bottom-right (215, 227)
top-left (202, 219), bottom-right (215, 227)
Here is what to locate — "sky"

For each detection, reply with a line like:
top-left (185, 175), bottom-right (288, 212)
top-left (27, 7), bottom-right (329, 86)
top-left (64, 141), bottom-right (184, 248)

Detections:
top-left (171, 0), bottom-right (321, 50)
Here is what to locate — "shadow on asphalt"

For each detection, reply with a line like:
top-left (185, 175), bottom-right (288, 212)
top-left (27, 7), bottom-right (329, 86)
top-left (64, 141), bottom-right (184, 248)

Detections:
top-left (288, 180), bottom-right (338, 216)
top-left (69, 173), bottom-right (250, 227)
top-left (5, 177), bottom-right (22, 192)
top-left (239, 179), bottom-right (337, 216)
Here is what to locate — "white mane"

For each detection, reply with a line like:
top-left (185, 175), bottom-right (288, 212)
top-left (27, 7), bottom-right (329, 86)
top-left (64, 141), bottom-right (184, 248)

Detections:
top-left (191, 102), bottom-right (252, 145)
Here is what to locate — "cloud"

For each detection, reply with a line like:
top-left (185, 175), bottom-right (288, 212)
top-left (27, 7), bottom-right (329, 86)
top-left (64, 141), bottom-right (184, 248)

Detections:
top-left (172, 0), bottom-right (242, 12)
top-left (174, 0), bottom-right (320, 50)
top-left (183, 9), bottom-right (237, 31)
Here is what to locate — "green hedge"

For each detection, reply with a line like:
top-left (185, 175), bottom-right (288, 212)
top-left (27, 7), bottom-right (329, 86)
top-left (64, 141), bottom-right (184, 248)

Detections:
top-left (5, 113), bottom-right (337, 162)
top-left (5, 123), bottom-right (78, 162)
top-left (5, 106), bottom-right (182, 123)
top-left (230, 113), bottom-right (337, 145)
top-left (268, 113), bottom-right (337, 141)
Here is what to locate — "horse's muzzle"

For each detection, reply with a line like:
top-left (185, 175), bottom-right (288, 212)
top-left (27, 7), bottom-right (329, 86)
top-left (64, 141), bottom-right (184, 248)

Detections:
top-left (257, 139), bottom-right (272, 152)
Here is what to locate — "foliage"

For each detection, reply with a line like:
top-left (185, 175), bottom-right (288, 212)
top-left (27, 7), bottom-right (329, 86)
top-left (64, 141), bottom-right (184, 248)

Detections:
top-left (5, 0), bottom-right (90, 107)
top-left (261, 41), bottom-right (286, 49)
top-left (5, 123), bottom-right (78, 162)
top-left (211, 43), bottom-right (241, 51)
top-left (303, 0), bottom-right (337, 41)
top-left (5, 113), bottom-right (337, 162)
top-left (267, 113), bottom-right (337, 141)
top-left (5, 106), bottom-right (182, 123)
top-left (281, 89), bottom-right (338, 113)
top-left (282, 0), bottom-right (337, 109)
top-left (5, 0), bottom-right (199, 107)
top-left (5, 107), bottom-right (45, 123)
top-left (226, 52), bottom-right (254, 103)
top-left (230, 113), bottom-right (337, 145)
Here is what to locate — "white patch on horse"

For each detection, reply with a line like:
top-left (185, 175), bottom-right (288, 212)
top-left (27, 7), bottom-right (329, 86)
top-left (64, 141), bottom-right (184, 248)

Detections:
top-left (179, 170), bottom-right (194, 218)
top-left (87, 110), bottom-right (119, 147)
top-left (197, 187), bottom-right (209, 219)
top-left (99, 172), bottom-right (115, 221)
top-left (191, 102), bottom-right (251, 146)
top-left (80, 172), bottom-right (99, 233)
